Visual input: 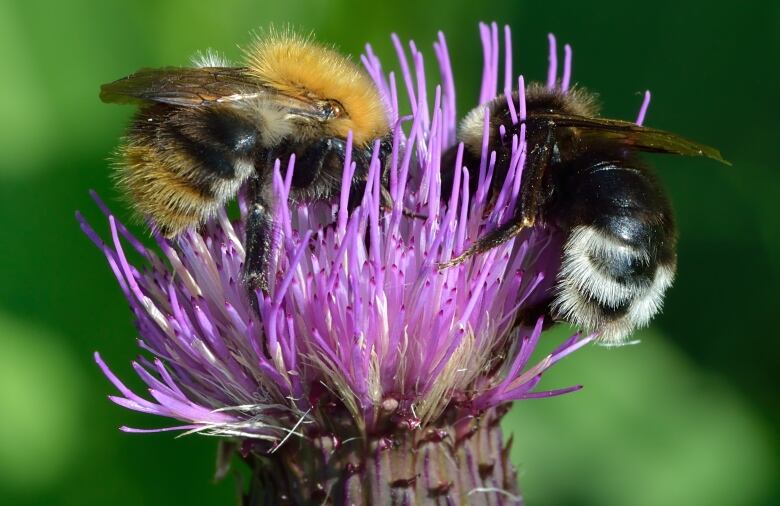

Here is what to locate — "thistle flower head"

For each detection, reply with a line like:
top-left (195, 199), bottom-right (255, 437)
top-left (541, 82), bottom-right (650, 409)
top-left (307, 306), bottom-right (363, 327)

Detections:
top-left (82, 23), bottom-right (592, 449)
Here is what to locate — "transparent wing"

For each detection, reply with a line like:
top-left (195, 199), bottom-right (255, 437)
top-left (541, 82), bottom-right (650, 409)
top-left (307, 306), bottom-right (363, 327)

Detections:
top-left (99, 67), bottom-right (273, 106)
top-left (100, 66), bottom-right (329, 119)
top-left (535, 112), bottom-right (730, 165)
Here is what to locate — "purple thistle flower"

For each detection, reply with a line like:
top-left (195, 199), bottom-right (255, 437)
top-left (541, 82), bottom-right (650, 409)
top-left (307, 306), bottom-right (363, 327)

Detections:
top-left (79, 22), bottom-right (621, 504)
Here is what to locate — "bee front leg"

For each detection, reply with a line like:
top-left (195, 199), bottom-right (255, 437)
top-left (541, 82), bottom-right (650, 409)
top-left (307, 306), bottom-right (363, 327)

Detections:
top-left (291, 137), bottom-right (346, 190)
top-left (242, 174), bottom-right (273, 298)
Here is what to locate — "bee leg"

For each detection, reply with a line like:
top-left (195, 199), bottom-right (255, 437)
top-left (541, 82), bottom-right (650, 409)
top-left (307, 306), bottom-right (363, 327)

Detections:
top-left (438, 128), bottom-right (554, 269)
top-left (242, 174), bottom-right (273, 300)
top-left (289, 137), bottom-right (345, 190)
top-left (439, 218), bottom-right (531, 268)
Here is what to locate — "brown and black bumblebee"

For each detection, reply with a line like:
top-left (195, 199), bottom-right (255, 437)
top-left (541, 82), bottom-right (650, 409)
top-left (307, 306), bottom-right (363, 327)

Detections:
top-left (441, 83), bottom-right (728, 344)
top-left (101, 32), bottom-right (390, 293)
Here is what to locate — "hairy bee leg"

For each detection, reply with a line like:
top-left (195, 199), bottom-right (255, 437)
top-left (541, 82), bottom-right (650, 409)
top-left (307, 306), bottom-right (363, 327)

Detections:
top-left (290, 137), bottom-right (345, 190)
top-left (242, 175), bottom-right (273, 297)
top-left (438, 218), bottom-right (531, 268)
top-left (438, 127), bottom-right (553, 269)
top-left (243, 202), bottom-right (273, 293)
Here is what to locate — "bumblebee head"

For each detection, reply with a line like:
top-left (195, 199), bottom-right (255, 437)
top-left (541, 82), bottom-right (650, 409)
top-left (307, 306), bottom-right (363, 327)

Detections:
top-left (245, 30), bottom-right (389, 146)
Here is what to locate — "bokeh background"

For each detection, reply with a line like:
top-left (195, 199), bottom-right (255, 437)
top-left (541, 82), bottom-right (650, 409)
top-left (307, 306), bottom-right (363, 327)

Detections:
top-left (1, 1), bottom-right (777, 505)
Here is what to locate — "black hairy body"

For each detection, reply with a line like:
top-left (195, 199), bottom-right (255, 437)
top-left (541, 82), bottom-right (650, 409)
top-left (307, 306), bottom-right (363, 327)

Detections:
top-left (441, 84), bottom-right (725, 343)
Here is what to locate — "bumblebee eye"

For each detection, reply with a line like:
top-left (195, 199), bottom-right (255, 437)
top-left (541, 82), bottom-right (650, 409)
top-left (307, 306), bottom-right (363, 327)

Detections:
top-left (325, 100), bottom-right (345, 119)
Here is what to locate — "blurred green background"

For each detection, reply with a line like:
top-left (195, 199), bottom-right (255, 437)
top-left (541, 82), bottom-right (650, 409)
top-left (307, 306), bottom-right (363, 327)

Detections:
top-left (0, 1), bottom-right (777, 505)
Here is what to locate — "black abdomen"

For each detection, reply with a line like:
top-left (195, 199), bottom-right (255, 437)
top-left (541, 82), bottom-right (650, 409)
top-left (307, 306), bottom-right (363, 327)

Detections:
top-left (548, 157), bottom-right (677, 343)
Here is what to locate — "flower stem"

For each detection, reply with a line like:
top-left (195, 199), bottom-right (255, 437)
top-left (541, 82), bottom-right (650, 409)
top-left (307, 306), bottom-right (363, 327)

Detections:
top-left (242, 406), bottom-right (522, 505)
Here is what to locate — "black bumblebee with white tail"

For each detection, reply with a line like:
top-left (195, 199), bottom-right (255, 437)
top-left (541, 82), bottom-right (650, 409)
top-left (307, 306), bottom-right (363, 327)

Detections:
top-left (441, 83), bottom-right (728, 345)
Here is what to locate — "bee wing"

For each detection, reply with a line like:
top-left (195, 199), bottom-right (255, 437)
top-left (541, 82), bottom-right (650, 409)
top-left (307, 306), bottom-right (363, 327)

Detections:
top-left (100, 67), bottom-right (266, 106)
top-left (100, 67), bottom-right (326, 117)
top-left (537, 113), bottom-right (730, 165)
